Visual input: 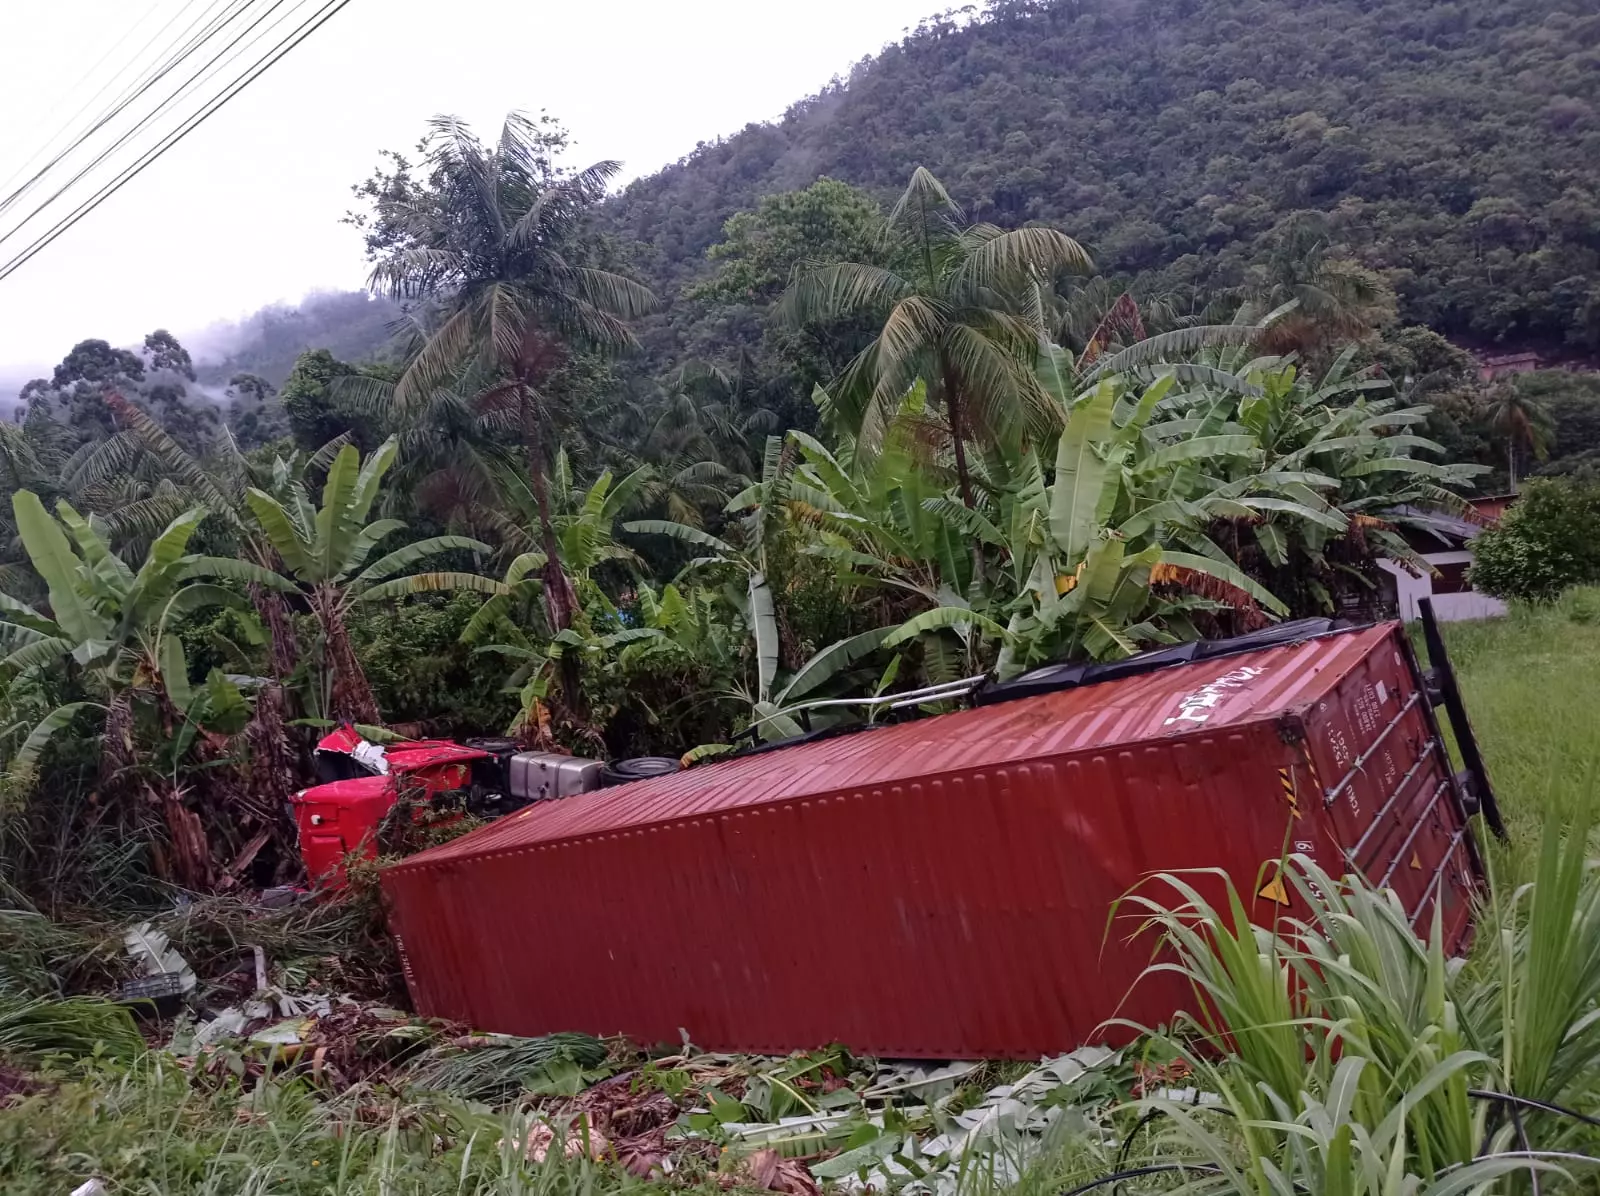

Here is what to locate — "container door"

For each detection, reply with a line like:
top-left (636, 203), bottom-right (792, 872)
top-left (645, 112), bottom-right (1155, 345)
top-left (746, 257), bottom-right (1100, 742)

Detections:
top-left (1297, 628), bottom-right (1480, 952)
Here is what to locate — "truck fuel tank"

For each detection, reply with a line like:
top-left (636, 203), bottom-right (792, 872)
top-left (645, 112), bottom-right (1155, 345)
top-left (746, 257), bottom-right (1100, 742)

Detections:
top-left (507, 752), bottom-right (604, 802)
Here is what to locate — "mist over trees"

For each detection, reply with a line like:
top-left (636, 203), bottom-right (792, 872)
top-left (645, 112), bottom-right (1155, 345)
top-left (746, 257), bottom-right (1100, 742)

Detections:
top-left (190, 289), bottom-right (402, 387)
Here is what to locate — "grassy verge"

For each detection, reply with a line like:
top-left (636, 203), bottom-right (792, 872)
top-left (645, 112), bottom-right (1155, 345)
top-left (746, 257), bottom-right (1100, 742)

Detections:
top-left (0, 1059), bottom-right (655, 1196)
top-left (1434, 586), bottom-right (1600, 883)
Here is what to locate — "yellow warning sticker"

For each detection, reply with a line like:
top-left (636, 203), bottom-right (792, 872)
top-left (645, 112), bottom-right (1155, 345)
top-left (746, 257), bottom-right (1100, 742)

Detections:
top-left (1257, 873), bottom-right (1291, 906)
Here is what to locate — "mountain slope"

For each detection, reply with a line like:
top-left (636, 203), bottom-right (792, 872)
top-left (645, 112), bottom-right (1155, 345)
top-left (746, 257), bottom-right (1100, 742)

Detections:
top-left (602, 0), bottom-right (1600, 351)
top-left (192, 291), bottom-right (402, 388)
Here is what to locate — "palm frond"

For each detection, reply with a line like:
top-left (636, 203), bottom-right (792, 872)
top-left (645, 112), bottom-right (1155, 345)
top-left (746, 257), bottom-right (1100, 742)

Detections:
top-left (1086, 324), bottom-right (1266, 380)
top-left (392, 305), bottom-right (476, 413)
top-left (958, 226), bottom-right (1093, 294)
top-left (887, 166), bottom-right (962, 237)
top-left (776, 263), bottom-right (910, 327)
top-left (62, 430), bottom-right (143, 493)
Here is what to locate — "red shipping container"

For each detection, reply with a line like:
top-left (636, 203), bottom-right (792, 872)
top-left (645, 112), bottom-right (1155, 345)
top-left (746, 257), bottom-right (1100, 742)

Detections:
top-left (381, 622), bottom-right (1482, 1058)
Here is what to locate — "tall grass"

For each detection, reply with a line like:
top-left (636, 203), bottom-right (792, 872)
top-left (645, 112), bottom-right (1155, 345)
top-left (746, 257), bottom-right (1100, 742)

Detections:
top-left (1431, 588), bottom-right (1600, 883)
top-left (0, 995), bottom-right (145, 1062)
top-left (1118, 811), bottom-right (1600, 1193)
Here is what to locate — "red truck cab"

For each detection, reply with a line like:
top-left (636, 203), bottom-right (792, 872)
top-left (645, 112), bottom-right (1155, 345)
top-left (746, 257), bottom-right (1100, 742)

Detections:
top-left (292, 729), bottom-right (493, 887)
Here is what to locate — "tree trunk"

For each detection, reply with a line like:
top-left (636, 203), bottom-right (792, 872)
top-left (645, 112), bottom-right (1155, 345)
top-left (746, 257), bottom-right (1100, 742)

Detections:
top-left (1508, 441), bottom-right (1518, 491)
top-left (157, 785), bottom-right (215, 892)
top-left (520, 384), bottom-right (578, 632)
top-left (242, 680), bottom-right (300, 880)
top-left (252, 581), bottom-right (300, 683)
top-left (942, 364), bottom-right (986, 587)
top-left (99, 690), bottom-right (136, 799)
top-left (315, 587), bottom-right (380, 726)
top-left (944, 374), bottom-right (977, 510)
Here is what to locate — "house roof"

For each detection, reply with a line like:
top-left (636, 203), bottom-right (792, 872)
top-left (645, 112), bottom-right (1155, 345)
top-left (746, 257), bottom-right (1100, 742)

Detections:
top-left (1391, 506), bottom-right (1483, 549)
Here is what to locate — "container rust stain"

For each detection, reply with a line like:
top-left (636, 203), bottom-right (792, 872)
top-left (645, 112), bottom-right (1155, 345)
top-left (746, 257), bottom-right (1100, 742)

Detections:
top-left (382, 623), bottom-right (1482, 1058)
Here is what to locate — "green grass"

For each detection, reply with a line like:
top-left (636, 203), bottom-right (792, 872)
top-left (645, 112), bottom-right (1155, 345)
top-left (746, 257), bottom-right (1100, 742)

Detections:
top-left (0, 1059), bottom-right (661, 1196)
top-left (1433, 586), bottom-right (1600, 882)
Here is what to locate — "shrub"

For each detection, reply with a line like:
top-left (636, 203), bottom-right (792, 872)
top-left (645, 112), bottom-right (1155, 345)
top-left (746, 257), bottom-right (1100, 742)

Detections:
top-left (1470, 478), bottom-right (1600, 603)
top-left (346, 594), bottom-right (515, 736)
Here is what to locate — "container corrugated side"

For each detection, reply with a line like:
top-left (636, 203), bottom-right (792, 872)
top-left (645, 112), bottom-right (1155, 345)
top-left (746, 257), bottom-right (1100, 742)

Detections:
top-left (382, 624), bottom-right (1482, 1057)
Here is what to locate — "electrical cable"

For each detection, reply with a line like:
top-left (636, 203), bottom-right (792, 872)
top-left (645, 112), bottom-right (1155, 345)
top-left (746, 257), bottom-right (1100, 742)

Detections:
top-left (0, 0), bottom-right (355, 283)
top-left (0, 0), bottom-right (299, 240)
top-left (0, 0), bottom-right (170, 201)
top-left (0, 0), bottom-right (256, 233)
top-left (0, 0), bottom-right (354, 282)
top-left (0, 0), bottom-right (248, 216)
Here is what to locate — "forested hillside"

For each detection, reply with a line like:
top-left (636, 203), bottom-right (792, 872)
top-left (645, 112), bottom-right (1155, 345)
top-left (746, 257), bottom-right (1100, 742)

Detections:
top-left (602, 0), bottom-right (1600, 359)
top-left (192, 290), bottom-right (401, 387)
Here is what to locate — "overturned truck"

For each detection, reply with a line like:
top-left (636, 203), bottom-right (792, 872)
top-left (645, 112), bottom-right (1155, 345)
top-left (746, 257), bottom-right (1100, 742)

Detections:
top-left (380, 612), bottom-right (1497, 1059)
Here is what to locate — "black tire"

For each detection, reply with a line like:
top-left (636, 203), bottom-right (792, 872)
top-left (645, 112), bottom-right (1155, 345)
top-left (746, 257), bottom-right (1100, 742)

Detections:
top-left (463, 737), bottom-right (521, 755)
top-left (601, 757), bottom-right (681, 787)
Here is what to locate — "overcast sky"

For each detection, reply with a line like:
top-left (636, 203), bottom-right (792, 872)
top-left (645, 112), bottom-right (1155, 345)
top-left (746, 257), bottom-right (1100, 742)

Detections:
top-left (0, 0), bottom-right (941, 374)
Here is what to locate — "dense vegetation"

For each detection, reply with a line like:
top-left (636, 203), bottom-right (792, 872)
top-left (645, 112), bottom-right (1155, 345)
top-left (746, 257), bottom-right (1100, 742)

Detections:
top-left (601, 0), bottom-right (1600, 361)
top-left (8, 60), bottom-right (1597, 899)
top-left (4, 4), bottom-right (1600, 1187)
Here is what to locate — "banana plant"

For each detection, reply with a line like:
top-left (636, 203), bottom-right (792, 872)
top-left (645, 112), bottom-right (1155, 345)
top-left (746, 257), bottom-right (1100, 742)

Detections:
top-left (624, 436), bottom-right (809, 709)
top-left (619, 517), bottom-right (781, 708)
top-left (458, 456), bottom-right (663, 723)
top-left (0, 491), bottom-right (280, 776)
top-left (801, 369), bottom-right (1289, 675)
top-left (241, 436), bottom-right (500, 724)
top-left (461, 454), bottom-right (654, 649)
top-left (993, 374), bottom-right (1289, 674)
top-left (80, 393), bottom-right (352, 683)
top-left (1143, 346), bottom-right (1489, 613)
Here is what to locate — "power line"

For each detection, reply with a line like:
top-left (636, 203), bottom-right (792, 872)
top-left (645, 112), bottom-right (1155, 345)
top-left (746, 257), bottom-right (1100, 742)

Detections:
top-left (0, 0), bottom-right (304, 243)
top-left (0, 0), bottom-right (245, 215)
top-left (0, 0), bottom-right (358, 286)
top-left (0, 0), bottom-right (171, 202)
top-left (0, 0), bottom-right (279, 229)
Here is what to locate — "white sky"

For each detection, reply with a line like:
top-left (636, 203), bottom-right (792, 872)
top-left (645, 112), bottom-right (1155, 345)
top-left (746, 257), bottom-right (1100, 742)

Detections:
top-left (0, 0), bottom-right (942, 374)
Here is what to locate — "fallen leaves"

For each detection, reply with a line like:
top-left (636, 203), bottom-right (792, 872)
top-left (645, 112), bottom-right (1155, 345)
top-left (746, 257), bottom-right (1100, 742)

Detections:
top-left (732, 1147), bottom-right (821, 1196)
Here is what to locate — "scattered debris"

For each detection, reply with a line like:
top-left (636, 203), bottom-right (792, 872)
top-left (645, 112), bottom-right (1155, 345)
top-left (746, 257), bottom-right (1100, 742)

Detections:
top-left (53, 912), bottom-right (1137, 1193)
top-left (659, 1046), bottom-right (1119, 1196)
top-left (735, 1147), bottom-right (821, 1196)
top-left (519, 1117), bottom-right (610, 1163)
top-left (406, 1031), bottom-right (609, 1103)
top-left (120, 922), bottom-right (196, 994)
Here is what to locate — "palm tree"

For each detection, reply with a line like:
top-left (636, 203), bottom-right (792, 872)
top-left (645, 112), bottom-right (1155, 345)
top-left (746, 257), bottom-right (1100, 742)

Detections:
top-left (71, 394), bottom-right (333, 680)
top-left (1484, 381), bottom-right (1553, 489)
top-left (364, 113), bottom-right (655, 634)
top-left (1243, 212), bottom-right (1396, 362)
top-left (778, 167), bottom-right (1092, 507)
top-left (242, 438), bottom-right (501, 724)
